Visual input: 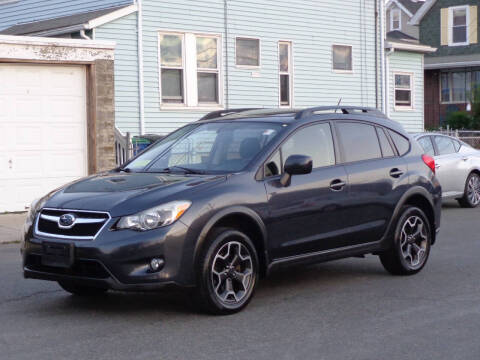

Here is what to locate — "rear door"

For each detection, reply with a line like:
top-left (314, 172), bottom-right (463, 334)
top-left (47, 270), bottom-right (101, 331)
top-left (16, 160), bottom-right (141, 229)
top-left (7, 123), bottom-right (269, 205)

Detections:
top-left (335, 122), bottom-right (408, 244)
top-left (432, 135), bottom-right (466, 195)
top-left (264, 122), bottom-right (350, 259)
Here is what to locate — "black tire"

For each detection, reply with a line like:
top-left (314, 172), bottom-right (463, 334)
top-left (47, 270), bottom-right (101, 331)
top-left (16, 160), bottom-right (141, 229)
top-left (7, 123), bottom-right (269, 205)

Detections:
top-left (194, 227), bottom-right (259, 315)
top-left (379, 206), bottom-right (431, 276)
top-left (58, 281), bottom-right (108, 296)
top-left (457, 172), bottom-right (480, 208)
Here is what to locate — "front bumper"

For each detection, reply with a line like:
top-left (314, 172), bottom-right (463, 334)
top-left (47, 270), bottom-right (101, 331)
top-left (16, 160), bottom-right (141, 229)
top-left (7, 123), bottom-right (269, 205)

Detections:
top-left (21, 217), bottom-right (195, 290)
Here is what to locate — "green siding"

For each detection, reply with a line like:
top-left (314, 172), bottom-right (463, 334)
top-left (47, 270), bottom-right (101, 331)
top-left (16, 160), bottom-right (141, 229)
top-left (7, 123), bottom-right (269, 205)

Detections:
top-left (388, 51), bottom-right (425, 133)
top-left (95, 12), bottom-right (140, 135)
top-left (420, 0), bottom-right (480, 58)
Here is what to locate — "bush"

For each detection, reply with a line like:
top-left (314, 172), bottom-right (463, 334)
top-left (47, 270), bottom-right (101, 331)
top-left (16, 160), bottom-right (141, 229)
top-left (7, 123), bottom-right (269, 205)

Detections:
top-left (471, 86), bottom-right (480, 129)
top-left (446, 111), bottom-right (473, 130)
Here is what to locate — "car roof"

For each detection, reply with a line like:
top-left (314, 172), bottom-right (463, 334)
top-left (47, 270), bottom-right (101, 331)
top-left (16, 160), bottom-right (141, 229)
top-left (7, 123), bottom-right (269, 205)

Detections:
top-left (197, 107), bottom-right (407, 135)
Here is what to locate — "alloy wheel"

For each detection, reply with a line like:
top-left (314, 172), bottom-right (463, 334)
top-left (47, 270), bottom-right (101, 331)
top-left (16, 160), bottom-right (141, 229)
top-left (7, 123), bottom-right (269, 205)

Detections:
top-left (467, 175), bottom-right (480, 206)
top-left (211, 241), bottom-right (254, 305)
top-left (400, 216), bottom-right (428, 269)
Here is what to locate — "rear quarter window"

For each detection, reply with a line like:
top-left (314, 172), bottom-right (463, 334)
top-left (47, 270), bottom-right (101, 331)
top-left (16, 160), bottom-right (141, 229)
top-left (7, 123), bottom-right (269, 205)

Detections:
top-left (388, 130), bottom-right (410, 156)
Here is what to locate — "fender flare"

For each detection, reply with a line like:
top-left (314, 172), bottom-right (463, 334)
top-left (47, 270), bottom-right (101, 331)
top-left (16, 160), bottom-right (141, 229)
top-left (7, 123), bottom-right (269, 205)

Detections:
top-left (384, 186), bottom-right (437, 243)
top-left (193, 206), bottom-right (269, 268)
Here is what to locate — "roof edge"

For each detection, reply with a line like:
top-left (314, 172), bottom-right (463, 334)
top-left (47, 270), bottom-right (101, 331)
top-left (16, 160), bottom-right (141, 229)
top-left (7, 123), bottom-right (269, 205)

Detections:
top-left (386, 40), bottom-right (437, 53)
top-left (86, 3), bottom-right (138, 29)
top-left (409, 0), bottom-right (437, 25)
top-left (386, 0), bottom-right (414, 18)
top-left (0, 34), bottom-right (116, 50)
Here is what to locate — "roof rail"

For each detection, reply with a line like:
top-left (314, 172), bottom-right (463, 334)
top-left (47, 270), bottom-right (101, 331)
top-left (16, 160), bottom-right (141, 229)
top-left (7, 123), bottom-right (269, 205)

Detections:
top-left (294, 106), bottom-right (385, 120)
top-left (199, 108), bottom-right (261, 121)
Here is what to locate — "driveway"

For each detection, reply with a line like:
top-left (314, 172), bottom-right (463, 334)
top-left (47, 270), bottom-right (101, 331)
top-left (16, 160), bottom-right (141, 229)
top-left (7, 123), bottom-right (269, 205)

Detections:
top-left (0, 201), bottom-right (479, 360)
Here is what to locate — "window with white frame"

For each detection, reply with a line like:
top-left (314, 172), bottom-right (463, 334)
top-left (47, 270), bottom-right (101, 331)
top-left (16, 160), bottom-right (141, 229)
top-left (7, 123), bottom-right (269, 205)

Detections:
top-left (391, 9), bottom-right (401, 31)
top-left (449, 6), bottom-right (469, 45)
top-left (196, 36), bottom-right (220, 104)
top-left (279, 41), bottom-right (293, 107)
top-left (394, 73), bottom-right (413, 109)
top-left (332, 45), bottom-right (352, 72)
top-left (236, 38), bottom-right (260, 67)
top-left (159, 32), bottom-right (221, 107)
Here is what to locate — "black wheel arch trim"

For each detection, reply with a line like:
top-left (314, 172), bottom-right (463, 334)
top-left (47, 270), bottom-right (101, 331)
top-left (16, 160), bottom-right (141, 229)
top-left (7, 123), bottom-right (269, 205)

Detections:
top-left (384, 186), bottom-right (438, 245)
top-left (193, 206), bottom-right (269, 271)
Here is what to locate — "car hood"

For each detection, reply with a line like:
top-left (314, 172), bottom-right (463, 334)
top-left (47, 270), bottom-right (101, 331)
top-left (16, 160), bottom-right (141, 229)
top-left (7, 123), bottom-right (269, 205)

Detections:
top-left (43, 172), bottom-right (226, 217)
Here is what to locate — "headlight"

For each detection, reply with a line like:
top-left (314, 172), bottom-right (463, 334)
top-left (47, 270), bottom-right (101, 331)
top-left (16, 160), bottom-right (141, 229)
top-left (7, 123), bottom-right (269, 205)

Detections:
top-left (116, 201), bottom-right (191, 231)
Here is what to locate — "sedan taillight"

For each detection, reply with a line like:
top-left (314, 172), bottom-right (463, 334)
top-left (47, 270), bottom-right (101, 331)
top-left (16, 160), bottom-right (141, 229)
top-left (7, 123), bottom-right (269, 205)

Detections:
top-left (422, 154), bottom-right (436, 174)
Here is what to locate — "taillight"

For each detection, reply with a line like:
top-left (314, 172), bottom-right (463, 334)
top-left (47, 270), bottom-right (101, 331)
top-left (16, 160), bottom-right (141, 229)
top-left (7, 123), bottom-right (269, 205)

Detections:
top-left (422, 154), bottom-right (435, 174)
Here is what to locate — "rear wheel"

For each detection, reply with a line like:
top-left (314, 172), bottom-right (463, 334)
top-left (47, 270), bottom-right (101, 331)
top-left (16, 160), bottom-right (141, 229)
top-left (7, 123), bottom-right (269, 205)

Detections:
top-left (458, 172), bottom-right (480, 208)
top-left (58, 281), bottom-right (108, 296)
top-left (194, 227), bottom-right (259, 315)
top-left (379, 206), bottom-right (431, 276)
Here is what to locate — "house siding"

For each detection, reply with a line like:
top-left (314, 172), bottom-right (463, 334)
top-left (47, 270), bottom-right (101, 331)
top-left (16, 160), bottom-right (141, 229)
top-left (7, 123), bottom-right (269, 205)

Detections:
top-left (388, 51), bottom-right (425, 132)
top-left (0, 0), bottom-right (132, 30)
top-left (138, 0), bottom-right (380, 136)
top-left (95, 12), bottom-right (140, 135)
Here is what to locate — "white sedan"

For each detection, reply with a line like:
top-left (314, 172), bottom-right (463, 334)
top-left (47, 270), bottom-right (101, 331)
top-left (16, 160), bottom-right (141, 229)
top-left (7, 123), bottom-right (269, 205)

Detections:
top-left (414, 133), bottom-right (480, 208)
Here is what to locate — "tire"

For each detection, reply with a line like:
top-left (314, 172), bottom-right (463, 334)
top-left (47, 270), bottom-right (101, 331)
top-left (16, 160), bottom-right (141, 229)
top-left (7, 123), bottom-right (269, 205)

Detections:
top-left (379, 206), bottom-right (431, 276)
top-left (58, 281), bottom-right (108, 296)
top-left (194, 227), bottom-right (259, 315)
top-left (457, 172), bottom-right (480, 208)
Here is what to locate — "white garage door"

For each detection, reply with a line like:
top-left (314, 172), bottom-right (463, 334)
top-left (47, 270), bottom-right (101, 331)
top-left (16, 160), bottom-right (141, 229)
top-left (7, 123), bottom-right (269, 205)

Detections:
top-left (0, 64), bottom-right (87, 213)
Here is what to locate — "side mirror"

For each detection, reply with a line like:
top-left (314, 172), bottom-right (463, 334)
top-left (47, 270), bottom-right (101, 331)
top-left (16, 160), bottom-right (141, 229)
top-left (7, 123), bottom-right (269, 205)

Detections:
top-left (280, 155), bottom-right (313, 186)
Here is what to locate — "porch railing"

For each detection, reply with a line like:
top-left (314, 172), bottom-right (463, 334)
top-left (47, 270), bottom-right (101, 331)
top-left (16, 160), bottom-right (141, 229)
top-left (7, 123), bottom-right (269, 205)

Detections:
top-left (114, 127), bottom-right (132, 166)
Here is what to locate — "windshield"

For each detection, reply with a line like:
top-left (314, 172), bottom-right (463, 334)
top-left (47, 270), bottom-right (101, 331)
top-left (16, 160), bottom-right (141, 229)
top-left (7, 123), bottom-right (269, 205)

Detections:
top-left (125, 122), bottom-right (284, 174)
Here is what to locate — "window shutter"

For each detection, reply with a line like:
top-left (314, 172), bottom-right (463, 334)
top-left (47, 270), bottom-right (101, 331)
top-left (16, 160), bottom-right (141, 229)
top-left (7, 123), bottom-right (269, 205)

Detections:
top-left (441, 8), bottom-right (449, 46)
top-left (470, 5), bottom-right (478, 44)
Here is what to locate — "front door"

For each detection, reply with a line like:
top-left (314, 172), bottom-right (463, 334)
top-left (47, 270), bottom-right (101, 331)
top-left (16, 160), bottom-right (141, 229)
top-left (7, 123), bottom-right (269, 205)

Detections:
top-left (264, 122), bottom-right (350, 259)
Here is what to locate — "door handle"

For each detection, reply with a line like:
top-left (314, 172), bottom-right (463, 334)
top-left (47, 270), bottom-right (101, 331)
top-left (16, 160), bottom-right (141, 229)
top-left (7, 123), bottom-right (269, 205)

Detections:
top-left (435, 164), bottom-right (441, 169)
top-left (330, 179), bottom-right (346, 191)
top-left (462, 157), bottom-right (468, 161)
top-left (389, 168), bottom-right (404, 178)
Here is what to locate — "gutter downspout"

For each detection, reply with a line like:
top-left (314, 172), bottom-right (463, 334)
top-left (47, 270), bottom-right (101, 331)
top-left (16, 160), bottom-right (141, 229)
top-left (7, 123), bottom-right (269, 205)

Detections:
top-left (79, 29), bottom-right (91, 40)
top-left (375, 0), bottom-right (379, 109)
top-left (137, 0), bottom-right (145, 135)
top-left (385, 48), bottom-right (395, 118)
top-left (224, 0), bottom-right (230, 108)
top-left (380, 0), bottom-right (386, 114)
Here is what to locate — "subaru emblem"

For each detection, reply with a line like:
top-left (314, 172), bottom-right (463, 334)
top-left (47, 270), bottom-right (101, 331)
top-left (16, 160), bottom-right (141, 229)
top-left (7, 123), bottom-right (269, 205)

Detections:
top-left (58, 213), bottom-right (76, 229)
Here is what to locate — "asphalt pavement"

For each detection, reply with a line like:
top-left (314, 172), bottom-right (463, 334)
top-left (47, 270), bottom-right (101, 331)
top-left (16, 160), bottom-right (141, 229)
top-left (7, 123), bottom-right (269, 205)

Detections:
top-left (0, 200), bottom-right (479, 360)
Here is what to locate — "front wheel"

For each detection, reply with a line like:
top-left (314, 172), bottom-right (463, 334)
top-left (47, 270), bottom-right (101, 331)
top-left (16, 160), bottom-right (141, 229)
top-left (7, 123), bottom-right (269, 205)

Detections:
top-left (379, 206), bottom-right (431, 276)
top-left (58, 281), bottom-right (108, 296)
top-left (458, 172), bottom-right (480, 208)
top-left (194, 227), bottom-right (259, 315)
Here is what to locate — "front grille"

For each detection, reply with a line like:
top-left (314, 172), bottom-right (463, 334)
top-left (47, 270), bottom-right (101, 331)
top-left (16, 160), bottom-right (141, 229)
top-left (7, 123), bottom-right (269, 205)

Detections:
top-left (25, 254), bottom-right (110, 279)
top-left (35, 208), bottom-right (110, 240)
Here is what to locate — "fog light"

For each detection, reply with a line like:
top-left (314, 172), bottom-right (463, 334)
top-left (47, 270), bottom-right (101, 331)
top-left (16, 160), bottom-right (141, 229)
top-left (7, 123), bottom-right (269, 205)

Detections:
top-left (149, 258), bottom-right (164, 272)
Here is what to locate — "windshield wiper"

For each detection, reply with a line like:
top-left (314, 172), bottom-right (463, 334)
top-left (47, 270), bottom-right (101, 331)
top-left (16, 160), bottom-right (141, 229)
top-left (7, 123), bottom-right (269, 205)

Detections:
top-left (162, 166), bottom-right (205, 175)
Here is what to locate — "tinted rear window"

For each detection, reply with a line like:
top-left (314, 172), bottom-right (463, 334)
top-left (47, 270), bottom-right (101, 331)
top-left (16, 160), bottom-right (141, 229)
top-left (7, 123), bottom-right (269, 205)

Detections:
top-left (376, 127), bottom-right (395, 157)
top-left (337, 122), bottom-right (382, 162)
top-left (388, 130), bottom-right (410, 156)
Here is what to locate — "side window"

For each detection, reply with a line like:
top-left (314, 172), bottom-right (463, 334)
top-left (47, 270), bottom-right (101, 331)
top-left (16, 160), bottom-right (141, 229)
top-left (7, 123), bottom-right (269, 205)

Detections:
top-left (264, 151), bottom-right (281, 178)
top-left (388, 129), bottom-right (410, 156)
top-left (434, 136), bottom-right (456, 155)
top-left (452, 139), bottom-right (461, 152)
top-left (417, 136), bottom-right (435, 157)
top-left (376, 127), bottom-right (395, 158)
top-left (282, 123), bottom-right (335, 169)
top-left (337, 122), bottom-right (381, 162)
